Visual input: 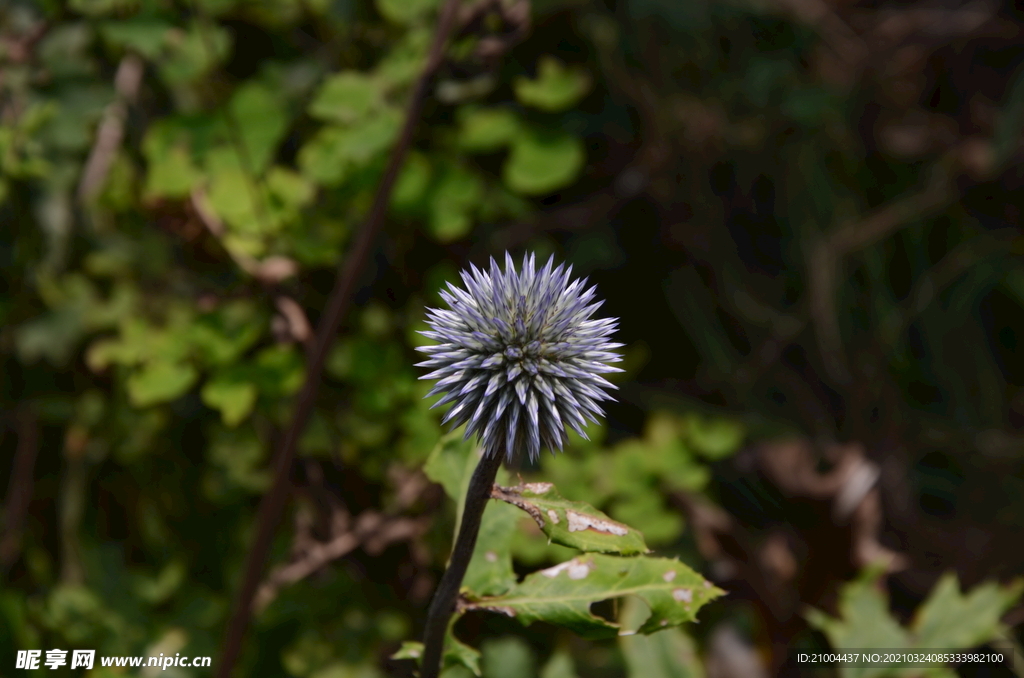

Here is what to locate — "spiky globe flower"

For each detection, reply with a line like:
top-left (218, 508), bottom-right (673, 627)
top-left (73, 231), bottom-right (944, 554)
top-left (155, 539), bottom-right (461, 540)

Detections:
top-left (416, 252), bottom-right (623, 463)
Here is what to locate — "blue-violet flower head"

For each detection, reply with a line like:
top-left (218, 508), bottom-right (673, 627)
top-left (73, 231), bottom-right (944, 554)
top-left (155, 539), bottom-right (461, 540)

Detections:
top-left (416, 252), bottom-right (623, 463)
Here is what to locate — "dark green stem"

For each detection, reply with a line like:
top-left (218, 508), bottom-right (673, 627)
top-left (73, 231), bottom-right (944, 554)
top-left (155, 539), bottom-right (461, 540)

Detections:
top-left (420, 449), bottom-right (504, 678)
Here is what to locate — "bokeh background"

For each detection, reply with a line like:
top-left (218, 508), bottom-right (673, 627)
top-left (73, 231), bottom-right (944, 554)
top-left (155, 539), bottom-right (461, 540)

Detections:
top-left (2, 0), bottom-right (1024, 676)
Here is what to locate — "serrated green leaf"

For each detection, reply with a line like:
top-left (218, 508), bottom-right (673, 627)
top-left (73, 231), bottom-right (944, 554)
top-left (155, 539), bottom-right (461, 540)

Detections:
top-left (463, 554), bottom-right (723, 639)
top-left (620, 597), bottom-right (704, 678)
top-left (804, 568), bottom-right (1021, 678)
top-left (308, 72), bottom-right (383, 124)
top-left (493, 483), bottom-right (648, 555)
top-left (514, 57), bottom-right (592, 113)
top-left (910, 572), bottom-right (1023, 650)
top-left (458, 108), bottom-right (521, 152)
top-left (127, 361), bottom-right (198, 407)
top-left (201, 378), bottom-right (257, 427)
top-left (503, 131), bottom-right (584, 196)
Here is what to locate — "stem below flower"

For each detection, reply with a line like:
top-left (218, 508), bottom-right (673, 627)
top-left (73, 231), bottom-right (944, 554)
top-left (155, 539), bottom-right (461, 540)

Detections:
top-left (420, 448), bottom-right (504, 678)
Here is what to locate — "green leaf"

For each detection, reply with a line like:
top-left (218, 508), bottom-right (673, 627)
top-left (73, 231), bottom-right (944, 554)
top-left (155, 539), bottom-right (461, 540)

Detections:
top-left (133, 559), bottom-right (186, 605)
top-left (143, 144), bottom-right (201, 200)
top-left (265, 166), bottom-right (316, 225)
top-left (424, 433), bottom-right (507, 535)
top-left (230, 81), bottom-right (289, 174)
top-left (802, 568), bottom-right (1023, 678)
top-left (514, 57), bottom-right (592, 113)
top-left (446, 620), bottom-right (483, 676)
top-left (392, 641), bottom-right (424, 661)
top-left (910, 572), bottom-right (1023, 650)
top-left (539, 649), bottom-right (579, 678)
top-left (683, 416), bottom-right (745, 460)
top-left (458, 107), bottom-right (521, 152)
top-left (201, 378), bottom-right (258, 427)
top-left (463, 554), bottom-right (724, 639)
top-left (252, 345), bottom-right (305, 397)
top-left (308, 72), bottom-right (383, 124)
top-left (100, 19), bottom-right (173, 58)
top-left (481, 636), bottom-right (536, 678)
top-left (298, 110), bottom-right (402, 186)
top-left (464, 500), bottom-right (519, 597)
top-left (429, 166), bottom-right (484, 242)
top-left (503, 131), bottom-right (584, 196)
top-left (805, 569), bottom-right (910, 658)
top-left (424, 433), bottom-right (480, 513)
top-left (493, 483), bottom-right (649, 556)
top-left (391, 152), bottom-right (432, 210)
top-left (619, 597), bottom-right (704, 678)
top-left (127, 361), bottom-right (198, 407)
top-left (206, 150), bottom-right (264, 234)
top-left (391, 615), bottom-right (482, 676)
top-left (159, 23), bottom-right (231, 85)
top-left (376, 0), bottom-right (439, 24)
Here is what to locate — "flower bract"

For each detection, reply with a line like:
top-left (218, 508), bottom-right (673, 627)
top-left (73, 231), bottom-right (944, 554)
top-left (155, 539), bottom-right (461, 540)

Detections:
top-left (416, 252), bottom-right (623, 463)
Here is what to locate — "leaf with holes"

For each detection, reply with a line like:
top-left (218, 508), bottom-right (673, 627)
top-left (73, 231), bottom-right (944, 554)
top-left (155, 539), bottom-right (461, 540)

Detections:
top-left (462, 554), bottom-right (723, 639)
top-left (493, 483), bottom-right (648, 556)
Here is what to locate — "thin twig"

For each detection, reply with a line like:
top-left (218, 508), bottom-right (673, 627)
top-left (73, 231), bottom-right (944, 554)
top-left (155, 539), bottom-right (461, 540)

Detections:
top-left (254, 511), bottom-right (430, 613)
top-left (214, 2), bottom-right (464, 676)
top-left (77, 53), bottom-right (144, 203)
top-left (0, 408), bottom-right (39, 577)
top-left (420, 450), bottom-right (504, 678)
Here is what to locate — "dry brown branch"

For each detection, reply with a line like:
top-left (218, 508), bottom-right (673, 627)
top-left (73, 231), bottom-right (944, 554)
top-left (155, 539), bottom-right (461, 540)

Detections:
top-left (272, 296), bottom-right (314, 356)
top-left (0, 408), bottom-right (39, 575)
top-left (77, 54), bottom-right (144, 203)
top-left (189, 187), bottom-right (299, 284)
top-left (756, 439), bottom-right (907, 572)
top-left (253, 506), bottom-right (431, 613)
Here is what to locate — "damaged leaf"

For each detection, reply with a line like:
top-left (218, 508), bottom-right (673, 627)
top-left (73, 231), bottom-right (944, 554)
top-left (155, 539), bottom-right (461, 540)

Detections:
top-left (493, 483), bottom-right (648, 556)
top-left (461, 554), bottom-right (723, 639)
